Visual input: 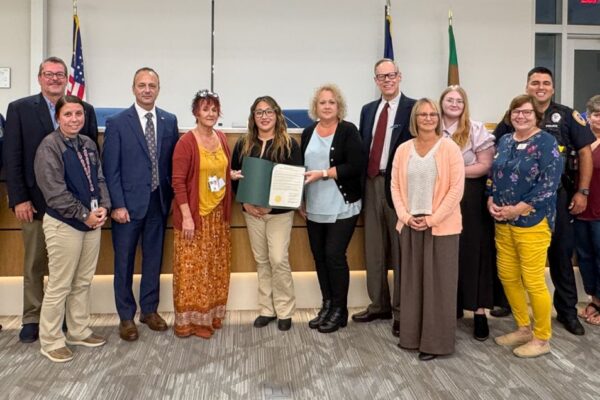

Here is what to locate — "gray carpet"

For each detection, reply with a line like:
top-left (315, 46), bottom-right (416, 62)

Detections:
top-left (0, 310), bottom-right (599, 400)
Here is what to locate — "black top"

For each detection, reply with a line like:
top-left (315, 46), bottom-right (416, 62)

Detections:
top-left (492, 101), bottom-right (595, 192)
top-left (231, 135), bottom-right (303, 215)
top-left (3, 93), bottom-right (98, 218)
top-left (301, 120), bottom-right (366, 204)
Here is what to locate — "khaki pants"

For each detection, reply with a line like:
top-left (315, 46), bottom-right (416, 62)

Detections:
top-left (39, 215), bottom-right (101, 352)
top-left (21, 219), bottom-right (49, 324)
top-left (243, 211), bottom-right (295, 319)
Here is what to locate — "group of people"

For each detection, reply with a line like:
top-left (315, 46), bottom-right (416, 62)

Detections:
top-left (2, 56), bottom-right (599, 364)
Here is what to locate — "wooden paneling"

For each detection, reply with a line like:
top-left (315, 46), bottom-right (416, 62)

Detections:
top-left (0, 130), bottom-right (367, 277)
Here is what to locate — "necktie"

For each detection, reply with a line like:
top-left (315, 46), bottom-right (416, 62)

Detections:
top-left (144, 113), bottom-right (159, 190)
top-left (367, 102), bottom-right (389, 178)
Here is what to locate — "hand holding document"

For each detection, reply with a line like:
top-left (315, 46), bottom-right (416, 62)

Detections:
top-left (236, 157), bottom-right (306, 209)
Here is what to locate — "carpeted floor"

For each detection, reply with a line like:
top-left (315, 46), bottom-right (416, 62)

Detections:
top-left (0, 309), bottom-right (599, 400)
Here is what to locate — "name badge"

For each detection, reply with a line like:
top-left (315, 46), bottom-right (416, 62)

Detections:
top-left (516, 143), bottom-right (528, 150)
top-left (208, 176), bottom-right (225, 192)
top-left (90, 198), bottom-right (99, 211)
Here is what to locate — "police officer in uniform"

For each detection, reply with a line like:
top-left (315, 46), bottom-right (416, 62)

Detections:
top-left (493, 66), bottom-right (594, 336)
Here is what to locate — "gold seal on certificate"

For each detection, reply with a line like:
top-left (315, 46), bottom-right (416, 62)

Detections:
top-left (236, 157), bottom-right (306, 209)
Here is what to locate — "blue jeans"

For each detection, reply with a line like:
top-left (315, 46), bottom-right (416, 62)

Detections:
top-left (574, 219), bottom-right (600, 299)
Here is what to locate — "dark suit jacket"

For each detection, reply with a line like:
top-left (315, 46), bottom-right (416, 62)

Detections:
top-left (102, 105), bottom-right (179, 220)
top-left (359, 93), bottom-right (416, 207)
top-left (3, 93), bottom-right (98, 218)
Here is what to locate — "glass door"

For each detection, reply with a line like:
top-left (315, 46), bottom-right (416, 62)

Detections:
top-left (564, 36), bottom-right (600, 112)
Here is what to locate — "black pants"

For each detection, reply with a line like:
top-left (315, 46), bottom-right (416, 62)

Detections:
top-left (306, 215), bottom-right (359, 308)
top-left (548, 187), bottom-right (578, 319)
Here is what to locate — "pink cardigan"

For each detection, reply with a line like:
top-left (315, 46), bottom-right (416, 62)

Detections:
top-left (390, 137), bottom-right (465, 236)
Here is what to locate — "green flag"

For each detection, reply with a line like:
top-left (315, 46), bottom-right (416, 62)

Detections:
top-left (448, 17), bottom-right (459, 86)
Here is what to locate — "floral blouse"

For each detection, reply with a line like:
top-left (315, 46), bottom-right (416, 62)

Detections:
top-left (488, 130), bottom-right (563, 229)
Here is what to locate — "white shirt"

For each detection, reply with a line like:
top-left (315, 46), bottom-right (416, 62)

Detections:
top-left (407, 139), bottom-right (442, 215)
top-left (370, 92), bottom-right (402, 170)
top-left (134, 102), bottom-right (157, 141)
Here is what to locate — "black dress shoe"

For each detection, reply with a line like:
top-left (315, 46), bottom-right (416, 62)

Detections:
top-left (351, 309), bottom-right (392, 323)
top-left (278, 318), bottom-right (292, 331)
top-left (473, 314), bottom-right (489, 341)
top-left (490, 307), bottom-right (511, 318)
top-left (418, 352), bottom-right (437, 361)
top-left (392, 320), bottom-right (399, 337)
top-left (253, 315), bottom-right (277, 328)
top-left (318, 307), bottom-right (348, 333)
top-left (557, 315), bottom-right (585, 336)
top-left (309, 299), bottom-right (332, 329)
top-left (19, 323), bottom-right (39, 343)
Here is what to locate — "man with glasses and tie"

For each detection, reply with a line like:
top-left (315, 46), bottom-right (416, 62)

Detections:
top-left (352, 58), bottom-right (415, 337)
top-left (4, 57), bottom-right (98, 343)
top-left (493, 66), bottom-right (595, 336)
top-left (103, 67), bottom-right (179, 341)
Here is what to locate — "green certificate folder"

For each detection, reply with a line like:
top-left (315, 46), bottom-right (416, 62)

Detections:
top-left (236, 157), bottom-right (306, 209)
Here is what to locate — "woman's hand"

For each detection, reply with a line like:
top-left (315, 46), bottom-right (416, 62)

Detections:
top-left (304, 170), bottom-right (324, 184)
top-left (298, 202), bottom-right (307, 220)
top-left (407, 216), bottom-right (428, 231)
top-left (85, 207), bottom-right (108, 229)
top-left (182, 216), bottom-right (195, 240)
top-left (487, 198), bottom-right (505, 221)
top-left (243, 203), bottom-right (270, 218)
top-left (230, 170), bottom-right (244, 181)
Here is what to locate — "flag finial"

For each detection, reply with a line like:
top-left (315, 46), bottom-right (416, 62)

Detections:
top-left (449, 9), bottom-right (453, 26)
top-left (73, 0), bottom-right (78, 16)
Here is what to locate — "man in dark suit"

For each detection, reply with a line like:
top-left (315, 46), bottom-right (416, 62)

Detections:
top-left (352, 59), bottom-right (416, 337)
top-left (3, 57), bottom-right (98, 343)
top-left (103, 67), bottom-right (179, 341)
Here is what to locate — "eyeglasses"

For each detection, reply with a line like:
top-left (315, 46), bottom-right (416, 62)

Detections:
top-left (254, 109), bottom-right (275, 118)
top-left (41, 71), bottom-right (67, 80)
top-left (416, 113), bottom-right (439, 119)
top-left (511, 109), bottom-right (535, 117)
top-left (375, 72), bottom-right (399, 82)
top-left (197, 89), bottom-right (219, 99)
top-left (444, 98), bottom-right (464, 105)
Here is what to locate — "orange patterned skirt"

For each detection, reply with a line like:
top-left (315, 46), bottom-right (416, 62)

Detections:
top-left (173, 203), bottom-right (231, 337)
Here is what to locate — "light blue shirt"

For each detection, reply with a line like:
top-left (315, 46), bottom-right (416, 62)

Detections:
top-left (43, 96), bottom-right (58, 130)
top-left (304, 130), bottom-right (361, 223)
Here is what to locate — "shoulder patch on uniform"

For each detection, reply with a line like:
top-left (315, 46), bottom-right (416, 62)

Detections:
top-left (573, 110), bottom-right (587, 126)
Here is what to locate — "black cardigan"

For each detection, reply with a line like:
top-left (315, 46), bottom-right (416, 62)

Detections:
top-left (300, 120), bottom-right (366, 204)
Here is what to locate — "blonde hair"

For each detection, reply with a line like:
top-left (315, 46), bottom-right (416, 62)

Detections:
top-left (440, 85), bottom-right (471, 149)
top-left (308, 84), bottom-right (347, 121)
top-left (409, 98), bottom-right (442, 137)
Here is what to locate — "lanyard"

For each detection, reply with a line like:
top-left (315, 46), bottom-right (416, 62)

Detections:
top-left (71, 138), bottom-right (95, 195)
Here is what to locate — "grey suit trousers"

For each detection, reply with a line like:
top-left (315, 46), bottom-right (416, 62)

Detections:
top-left (363, 175), bottom-right (400, 318)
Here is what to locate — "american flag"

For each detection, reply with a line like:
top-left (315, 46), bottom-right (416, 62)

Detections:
top-left (67, 14), bottom-right (86, 100)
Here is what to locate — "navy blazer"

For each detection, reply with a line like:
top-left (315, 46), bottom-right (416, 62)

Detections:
top-left (359, 93), bottom-right (416, 207)
top-left (102, 104), bottom-right (179, 219)
top-left (3, 93), bottom-right (98, 217)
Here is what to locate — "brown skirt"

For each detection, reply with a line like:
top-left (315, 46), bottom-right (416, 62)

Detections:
top-left (398, 228), bottom-right (459, 355)
top-left (173, 203), bottom-right (231, 333)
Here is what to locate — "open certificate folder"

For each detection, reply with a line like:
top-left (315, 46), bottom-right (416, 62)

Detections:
top-left (236, 157), bottom-right (306, 209)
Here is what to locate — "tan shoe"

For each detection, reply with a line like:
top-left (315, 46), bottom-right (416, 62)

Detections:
top-left (513, 340), bottom-right (551, 358)
top-left (119, 320), bottom-right (139, 341)
top-left (494, 330), bottom-right (533, 346)
top-left (66, 332), bottom-right (106, 348)
top-left (40, 346), bottom-right (74, 363)
top-left (140, 313), bottom-right (168, 331)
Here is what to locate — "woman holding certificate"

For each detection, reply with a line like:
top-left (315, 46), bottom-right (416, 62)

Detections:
top-left (302, 84), bottom-right (366, 333)
top-left (231, 96), bottom-right (302, 331)
top-left (172, 90), bottom-right (238, 339)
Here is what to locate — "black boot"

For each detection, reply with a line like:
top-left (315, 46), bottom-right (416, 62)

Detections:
top-left (473, 314), bottom-right (489, 341)
top-left (309, 299), bottom-right (332, 329)
top-left (318, 307), bottom-right (348, 333)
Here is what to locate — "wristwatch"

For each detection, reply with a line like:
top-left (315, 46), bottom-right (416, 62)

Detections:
top-left (578, 188), bottom-right (590, 196)
top-left (322, 169), bottom-right (329, 180)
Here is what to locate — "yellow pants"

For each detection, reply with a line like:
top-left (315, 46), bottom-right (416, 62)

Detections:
top-left (495, 219), bottom-right (552, 341)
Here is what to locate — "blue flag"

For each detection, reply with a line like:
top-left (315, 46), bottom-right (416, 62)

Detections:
top-left (384, 3), bottom-right (394, 60)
